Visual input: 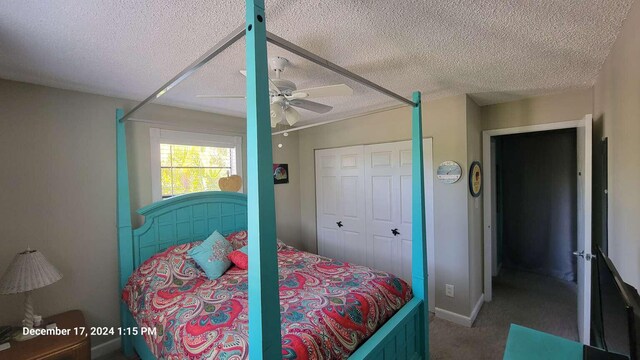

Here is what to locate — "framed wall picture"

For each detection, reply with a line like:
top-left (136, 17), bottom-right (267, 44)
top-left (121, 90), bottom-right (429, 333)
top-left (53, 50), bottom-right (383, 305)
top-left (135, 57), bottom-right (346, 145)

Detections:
top-left (273, 163), bottom-right (289, 184)
top-left (469, 161), bottom-right (482, 197)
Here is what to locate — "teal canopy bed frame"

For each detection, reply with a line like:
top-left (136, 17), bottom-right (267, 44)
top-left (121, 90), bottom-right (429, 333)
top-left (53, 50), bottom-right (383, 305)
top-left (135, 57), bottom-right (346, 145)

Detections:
top-left (116, 1), bottom-right (429, 359)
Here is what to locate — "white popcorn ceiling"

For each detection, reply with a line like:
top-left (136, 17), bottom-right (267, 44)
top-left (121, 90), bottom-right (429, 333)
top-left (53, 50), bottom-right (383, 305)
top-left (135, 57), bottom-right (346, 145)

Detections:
top-left (0, 0), bottom-right (634, 126)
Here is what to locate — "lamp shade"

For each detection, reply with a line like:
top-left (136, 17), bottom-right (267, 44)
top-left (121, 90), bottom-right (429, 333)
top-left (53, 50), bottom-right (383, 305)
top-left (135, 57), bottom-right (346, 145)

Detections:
top-left (0, 249), bottom-right (62, 294)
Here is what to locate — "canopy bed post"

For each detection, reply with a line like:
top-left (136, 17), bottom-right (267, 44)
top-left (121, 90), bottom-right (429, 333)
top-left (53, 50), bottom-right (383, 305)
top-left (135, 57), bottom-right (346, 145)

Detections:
top-left (245, 0), bottom-right (283, 359)
top-left (411, 91), bottom-right (430, 357)
top-left (116, 108), bottom-right (134, 357)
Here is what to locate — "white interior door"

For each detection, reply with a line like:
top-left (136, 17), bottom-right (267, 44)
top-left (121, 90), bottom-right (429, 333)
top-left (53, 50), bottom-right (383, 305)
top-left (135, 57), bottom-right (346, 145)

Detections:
top-left (364, 141), bottom-right (411, 279)
top-left (576, 114), bottom-right (593, 344)
top-left (364, 139), bottom-right (435, 312)
top-left (315, 146), bottom-right (367, 266)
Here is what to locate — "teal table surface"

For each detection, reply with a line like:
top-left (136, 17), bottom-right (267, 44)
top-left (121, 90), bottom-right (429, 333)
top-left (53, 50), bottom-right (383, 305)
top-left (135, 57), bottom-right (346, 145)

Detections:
top-left (504, 324), bottom-right (584, 360)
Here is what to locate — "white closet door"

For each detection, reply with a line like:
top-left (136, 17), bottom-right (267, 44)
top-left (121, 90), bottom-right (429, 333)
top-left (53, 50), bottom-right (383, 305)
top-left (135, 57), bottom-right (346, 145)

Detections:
top-left (315, 146), bottom-right (367, 266)
top-left (364, 141), bottom-right (412, 279)
top-left (363, 139), bottom-right (435, 311)
top-left (316, 140), bottom-right (435, 311)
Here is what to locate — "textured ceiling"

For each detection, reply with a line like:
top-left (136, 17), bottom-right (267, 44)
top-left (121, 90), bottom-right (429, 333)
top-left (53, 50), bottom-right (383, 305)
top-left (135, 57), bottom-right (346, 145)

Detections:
top-left (0, 0), bottom-right (634, 125)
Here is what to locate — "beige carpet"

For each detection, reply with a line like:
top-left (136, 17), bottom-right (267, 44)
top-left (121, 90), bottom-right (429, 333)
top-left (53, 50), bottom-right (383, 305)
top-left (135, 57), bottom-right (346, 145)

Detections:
top-left (429, 268), bottom-right (578, 359)
top-left (101, 269), bottom-right (578, 360)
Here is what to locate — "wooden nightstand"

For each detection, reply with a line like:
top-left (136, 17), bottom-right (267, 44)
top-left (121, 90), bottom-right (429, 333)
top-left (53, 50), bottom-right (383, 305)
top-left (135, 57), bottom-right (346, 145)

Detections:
top-left (2, 310), bottom-right (91, 360)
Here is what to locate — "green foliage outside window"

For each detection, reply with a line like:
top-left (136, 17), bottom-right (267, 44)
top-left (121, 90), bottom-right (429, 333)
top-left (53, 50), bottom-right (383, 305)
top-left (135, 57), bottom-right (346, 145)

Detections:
top-left (161, 144), bottom-right (234, 198)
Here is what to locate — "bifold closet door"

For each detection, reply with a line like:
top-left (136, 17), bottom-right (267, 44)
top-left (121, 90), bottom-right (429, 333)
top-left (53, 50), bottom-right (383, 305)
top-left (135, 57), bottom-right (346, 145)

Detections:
top-left (316, 140), bottom-right (434, 311)
top-left (364, 141), bottom-right (414, 281)
top-left (363, 140), bottom-right (435, 312)
top-left (315, 146), bottom-right (367, 266)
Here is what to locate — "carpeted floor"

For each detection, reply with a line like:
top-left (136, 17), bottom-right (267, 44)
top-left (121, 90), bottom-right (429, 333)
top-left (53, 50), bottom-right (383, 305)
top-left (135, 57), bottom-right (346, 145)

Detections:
top-left (429, 268), bottom-right (578, 359)
top-left (100, 268), bottom-right (578, 360)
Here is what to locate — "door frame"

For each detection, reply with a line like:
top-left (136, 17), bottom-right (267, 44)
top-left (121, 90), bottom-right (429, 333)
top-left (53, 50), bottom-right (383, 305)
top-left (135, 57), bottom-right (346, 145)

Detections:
top-left (482, 116), bottom-right (592, 299)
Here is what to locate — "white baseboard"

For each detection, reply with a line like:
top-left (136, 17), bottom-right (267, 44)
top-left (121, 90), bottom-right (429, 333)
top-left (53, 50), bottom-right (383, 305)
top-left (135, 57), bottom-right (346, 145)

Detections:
top-left (435, 293), bottom-right (485, 328)
top-left (435, 307), bottom-right (473, 327)
top-left (469, 293), bottom-right (484, 326)
top-left (91, 337), bottom-right (120, 359)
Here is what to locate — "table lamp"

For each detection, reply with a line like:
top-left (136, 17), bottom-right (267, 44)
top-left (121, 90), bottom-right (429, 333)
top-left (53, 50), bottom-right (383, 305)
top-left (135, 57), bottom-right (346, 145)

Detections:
top-left (0, 248), bottom-right (62, 341)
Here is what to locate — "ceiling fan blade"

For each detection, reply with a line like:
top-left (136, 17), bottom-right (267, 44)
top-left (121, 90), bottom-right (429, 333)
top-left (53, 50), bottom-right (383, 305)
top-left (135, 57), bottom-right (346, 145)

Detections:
top-left (284, 107), bottom-right (300, 126)
top-left (288, 99), bottom-right (333, 114)
top-left (268, 79), bottom-right (284, 94)
top-left (291, 84), bottom-right (353, 99)
top-left (196, 95), bottom-right (246, 98)
top-left (240, 69), bottom-right (282, 94)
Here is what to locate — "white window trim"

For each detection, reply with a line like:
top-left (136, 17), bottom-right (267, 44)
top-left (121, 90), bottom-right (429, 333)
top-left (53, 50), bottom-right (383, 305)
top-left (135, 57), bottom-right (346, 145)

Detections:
top-left (150, 128), bottom-right (243, 201)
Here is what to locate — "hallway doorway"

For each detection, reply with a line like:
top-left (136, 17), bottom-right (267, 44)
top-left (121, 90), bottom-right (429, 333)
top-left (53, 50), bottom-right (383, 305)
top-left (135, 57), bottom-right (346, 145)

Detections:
top-left (482, 115), bottom-right (593, 344)
top-left (495, 128), bottom-right (577, 281)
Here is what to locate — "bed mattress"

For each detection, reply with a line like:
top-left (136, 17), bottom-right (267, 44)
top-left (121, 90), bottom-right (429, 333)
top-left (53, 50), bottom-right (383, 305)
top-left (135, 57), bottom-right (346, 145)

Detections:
top-left (123, 240), bottom-right (412, 360)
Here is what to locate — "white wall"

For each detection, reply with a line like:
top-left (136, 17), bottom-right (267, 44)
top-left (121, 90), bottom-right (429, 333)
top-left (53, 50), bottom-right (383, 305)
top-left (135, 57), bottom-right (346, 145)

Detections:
top-left (272, 131), bottom-right (302, 247)
top-left (593, 0), bottom-right (640, 289)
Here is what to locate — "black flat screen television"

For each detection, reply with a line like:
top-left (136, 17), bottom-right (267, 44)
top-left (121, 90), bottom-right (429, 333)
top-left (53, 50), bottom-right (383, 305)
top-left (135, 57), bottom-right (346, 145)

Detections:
top-left (594, 245), bottom-right (640, 359)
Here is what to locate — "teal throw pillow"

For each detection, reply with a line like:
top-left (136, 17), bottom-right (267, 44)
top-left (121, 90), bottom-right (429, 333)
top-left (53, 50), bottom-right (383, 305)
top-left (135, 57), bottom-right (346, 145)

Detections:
top-left (188, 230), bottom-right (233, 280)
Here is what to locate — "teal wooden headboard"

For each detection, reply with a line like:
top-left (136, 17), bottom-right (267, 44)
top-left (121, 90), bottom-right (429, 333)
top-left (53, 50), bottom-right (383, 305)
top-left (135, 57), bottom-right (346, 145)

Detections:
top-left (131, 191), bottom-right (247, 268)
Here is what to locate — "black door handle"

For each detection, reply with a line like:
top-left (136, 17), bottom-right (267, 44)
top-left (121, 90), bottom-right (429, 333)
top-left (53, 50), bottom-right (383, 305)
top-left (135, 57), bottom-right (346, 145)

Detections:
top-left (336, 221), bottom-right (343, 228)
top-left (392, 228), bottom-right (400, 236)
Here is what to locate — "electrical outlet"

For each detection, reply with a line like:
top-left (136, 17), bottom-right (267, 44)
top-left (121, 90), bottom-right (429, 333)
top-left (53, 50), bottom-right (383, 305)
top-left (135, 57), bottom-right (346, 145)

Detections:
top-left (445, 284), bottom-right (455, 298)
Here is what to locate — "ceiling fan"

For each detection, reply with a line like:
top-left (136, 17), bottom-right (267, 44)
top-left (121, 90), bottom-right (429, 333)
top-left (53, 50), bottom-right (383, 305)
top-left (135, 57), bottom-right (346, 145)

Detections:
top-left (196, 57), bottom-right (353, 127)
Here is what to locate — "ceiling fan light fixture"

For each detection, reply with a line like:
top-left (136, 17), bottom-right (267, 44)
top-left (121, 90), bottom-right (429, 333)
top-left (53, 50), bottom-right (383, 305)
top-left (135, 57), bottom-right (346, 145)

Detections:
top-left (270, 103), bottom-right (283, 128)
top-left (284, 107), bottom-right (300, 126)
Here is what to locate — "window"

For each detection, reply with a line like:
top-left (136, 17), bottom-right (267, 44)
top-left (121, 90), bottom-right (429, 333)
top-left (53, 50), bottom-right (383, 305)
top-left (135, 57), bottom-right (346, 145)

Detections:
top-left (151, 129), bottom-right (242, 201)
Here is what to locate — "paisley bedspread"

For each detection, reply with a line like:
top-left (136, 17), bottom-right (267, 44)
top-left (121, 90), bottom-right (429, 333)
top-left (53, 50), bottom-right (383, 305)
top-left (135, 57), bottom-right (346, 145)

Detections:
top-left (123, 241), bottom-right (412, 359)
